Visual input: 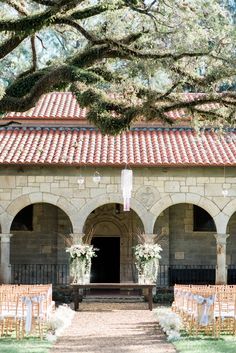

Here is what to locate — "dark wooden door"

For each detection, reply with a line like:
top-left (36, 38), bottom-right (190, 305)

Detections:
top-left (91, 237), bottom-right (120, 283)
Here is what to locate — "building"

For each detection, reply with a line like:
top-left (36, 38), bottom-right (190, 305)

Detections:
top-left (0, 92), bottom-right (236, 286)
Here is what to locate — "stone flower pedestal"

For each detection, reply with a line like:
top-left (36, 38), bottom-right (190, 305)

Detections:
top-left (70, 258), bottom-right (91, 285)
top-left (137, 259), bottom-right (159, 285)
top-left (67, 243), bottom-right (97, 285)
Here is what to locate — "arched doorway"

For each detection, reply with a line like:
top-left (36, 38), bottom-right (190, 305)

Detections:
top-left (154, 203), bottom-right (216, 286)
top-left (83, 203), bottom-right (144, 283)
top-left (10, 202), bottom-right (72, 284)
top-left (91, 224), bottom-right (120, 283)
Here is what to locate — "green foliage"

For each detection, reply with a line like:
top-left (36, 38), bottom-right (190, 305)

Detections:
top-left (0, 337), bottom-right (52, 353)
top-left (73, 88), bottom-right (104, 107)
top-left (70, 67), bottom-right (103, 84)
top-left (6, 70), bottom-right (48, 97)
top-left (0, 0), bottom-right (235, 134)
top-left (87, 109), bottom-right (131, 135)
top-left (174, 334), bottom-right (236, 353)
top-left (153, 291), bottom-right (174, 304)
top-left (53, 288), bottom-right (73, 304)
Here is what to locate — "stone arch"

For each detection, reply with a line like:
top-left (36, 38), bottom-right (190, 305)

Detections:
top-left (84, 215), bottom-right (127, 236)
top-left (76, 193), bottom-right (151, 234)
top-left (83, 202), bottom-right (143, 283)
top-left (4, 192), bottom-right (78, 233)
top-left (150, 193), bottom-right (221, 233)
top-left (222, 199), bottom-right (236, 234)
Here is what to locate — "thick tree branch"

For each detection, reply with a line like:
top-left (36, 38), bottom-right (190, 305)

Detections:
top-left (0, 0), bottom-right (234, 135)
top-left (0, 35), bottom-right (27, 59)
top-left (105, 41), bottom-right (210, 61)
top-left (173, 66), bottom-right (236, 88)
top-left (0, 0), bottom-right (83, 32)
top-left (57, 18), bottom-right (97, 43)
top-left (31, 36), bottom-right (37, 71)
top-left (0, 36), bottom-right (228, 114)
top-left (0, 9), bottom-right (53, 32)
top-left (0, 65), bottom-right (104, 111)
top-left (71, 3), bottom-right (126, 20)
top-left (32, 0), bottom-right (57, 5)
top-left (0, 66), bottom-right (73, 111)
top-left (5, 0), bottom-right (27, 15)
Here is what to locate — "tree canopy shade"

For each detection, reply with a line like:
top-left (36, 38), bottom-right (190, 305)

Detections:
top-left (0, 0), bottom-right (235, 134)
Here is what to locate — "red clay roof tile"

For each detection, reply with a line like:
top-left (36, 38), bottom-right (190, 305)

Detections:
top-left (0, 126), bottom-right (235, 167)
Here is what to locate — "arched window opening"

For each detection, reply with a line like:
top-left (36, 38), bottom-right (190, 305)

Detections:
top-left (11, 205), bottom-right (33, 231)
top-left (193, 205), bottom-right (216, 232)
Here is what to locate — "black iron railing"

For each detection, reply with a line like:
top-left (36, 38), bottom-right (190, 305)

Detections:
top-left (11, 263), bottom-right (236, 286)
top-left (168, 265), bottom-right (216, 286)
top-left (11, 264), bottom-right (69, 285)
top-left (157, 265), bottom-right (216, 287)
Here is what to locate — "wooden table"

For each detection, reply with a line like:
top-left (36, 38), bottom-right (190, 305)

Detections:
top-left (71, 283), bottom-right (156, 311)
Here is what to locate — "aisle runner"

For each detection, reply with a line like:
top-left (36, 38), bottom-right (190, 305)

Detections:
top-left (50, 303), bottom-right (176, 353)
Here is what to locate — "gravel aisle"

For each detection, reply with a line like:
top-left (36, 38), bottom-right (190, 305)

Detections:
top-left (50, 303), bottom-right (176, 353)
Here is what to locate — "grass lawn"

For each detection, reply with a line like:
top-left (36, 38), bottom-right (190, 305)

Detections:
top-left (173, 334), bottom-right (236, 353)
top-left (0, 337), bottom-right (52, 353)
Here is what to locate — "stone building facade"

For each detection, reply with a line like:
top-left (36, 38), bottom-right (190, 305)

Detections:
top-left (0, 92), bottom-right (235, 286)
top-left (0, 165), bottom-right (236, 285)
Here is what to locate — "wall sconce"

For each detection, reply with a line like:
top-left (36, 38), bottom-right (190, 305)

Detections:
top-left (93, 171), bottom-right (101, 183)
top-left (77, 174), bottom-right (85, 185)
top-left (222, 188), bottom-right (228, 197)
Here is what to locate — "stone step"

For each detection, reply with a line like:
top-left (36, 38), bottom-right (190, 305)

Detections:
top-left (83, 295), bottom-right (145, 303)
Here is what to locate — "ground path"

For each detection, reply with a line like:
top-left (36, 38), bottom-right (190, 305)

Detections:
top-left (50, 302), bottom-right (176, 353)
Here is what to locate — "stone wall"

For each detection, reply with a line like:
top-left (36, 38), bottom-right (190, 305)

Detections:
top-left (0, 165), bottom-right (236, 283)
top-left (169, 204), bottom-right (216, 265)
top-left (10, 203), bottom-right (71, 264)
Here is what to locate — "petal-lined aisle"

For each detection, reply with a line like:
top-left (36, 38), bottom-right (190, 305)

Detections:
top-left (50, 302), bottom-right (176, 353)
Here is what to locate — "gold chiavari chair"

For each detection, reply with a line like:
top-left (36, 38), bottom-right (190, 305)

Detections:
top-left (214, 287), bottom-right (236, 337)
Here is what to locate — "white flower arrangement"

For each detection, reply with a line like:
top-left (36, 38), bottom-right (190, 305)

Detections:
top-left (66, 243), bottom-right (98, 284)
top-left (64, 230), bottom-right (99, 284)
top-left (134, 243), bottom-right (162, 262)
top-left (66, 244), bottom-right (98, 263)
top-left (134, 243), bottom-right (162, 276)
top-left (46, 305), bottom-right (75, 341)
top-left (154, 307), bottom-right (182, 341)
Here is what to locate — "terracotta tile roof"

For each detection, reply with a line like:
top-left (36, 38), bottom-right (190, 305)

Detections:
top-left (0, 126), bottom-right (235, 166)
top-left (3, 92), bottom-right (219, 122)
top-left (4, 92), bottom-right (88, 120)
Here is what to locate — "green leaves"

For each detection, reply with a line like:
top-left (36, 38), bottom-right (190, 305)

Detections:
top-left (0, 0), bottom-right (235, 134)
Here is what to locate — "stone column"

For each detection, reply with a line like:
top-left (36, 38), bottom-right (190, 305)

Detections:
top-left (0, 233), bottom-right (13, 283)
top-left (214, 233), bottom-right (229, 285)
top-left (70, 233), bottom-right (84, 244)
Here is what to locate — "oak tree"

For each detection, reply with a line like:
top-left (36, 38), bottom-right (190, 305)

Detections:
top-left (0, 0), bottom-right (235, 134)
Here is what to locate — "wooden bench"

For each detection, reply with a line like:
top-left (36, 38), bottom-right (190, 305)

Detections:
top-left (71, 283), bottom-right (156, 311)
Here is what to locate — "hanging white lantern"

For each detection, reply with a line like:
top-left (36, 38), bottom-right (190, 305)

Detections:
top-left (121, 169), bottom-right (133, 211)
